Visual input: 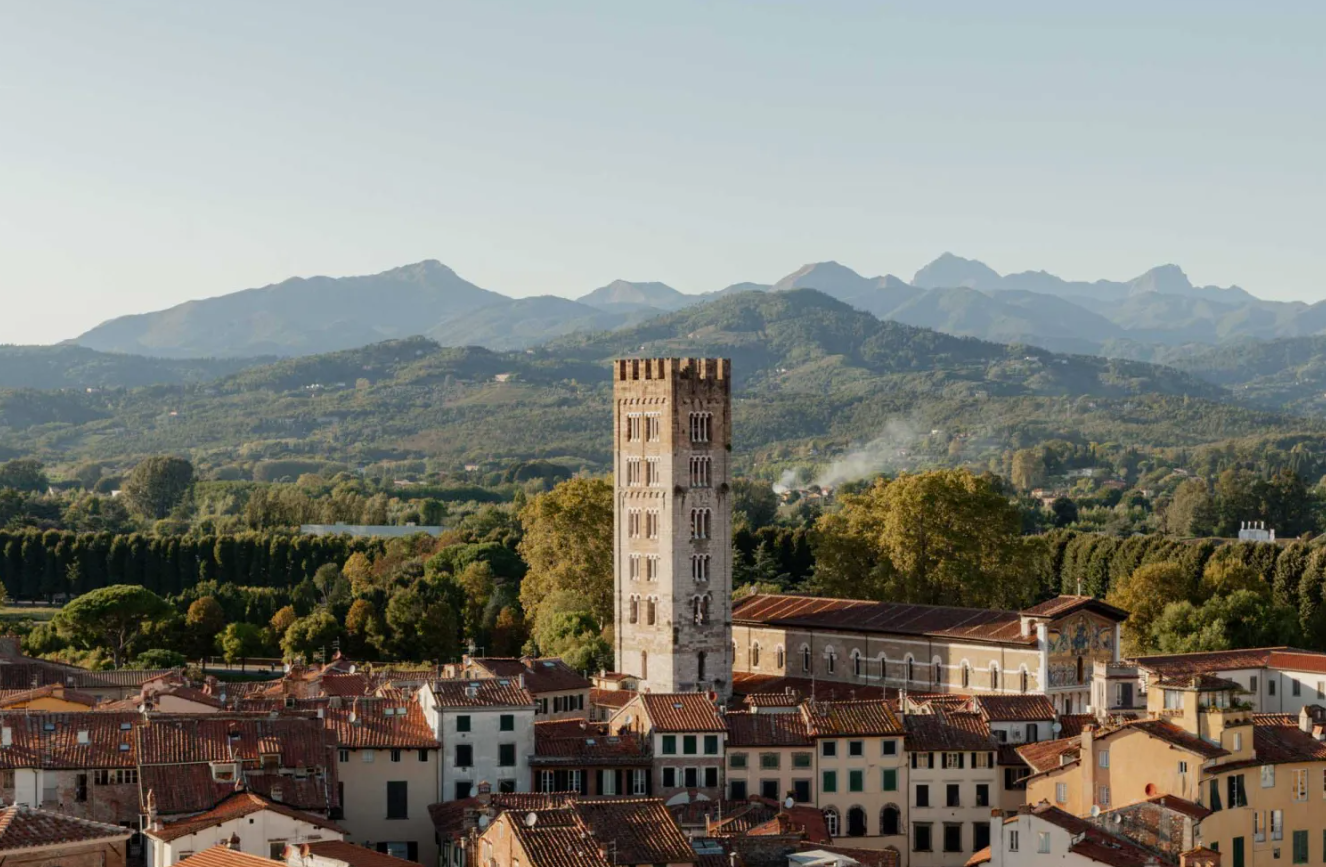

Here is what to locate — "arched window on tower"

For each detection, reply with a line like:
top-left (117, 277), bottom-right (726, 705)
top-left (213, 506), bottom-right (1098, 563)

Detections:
top-left (802, 645), bottom-right (812, 673)
top-left (852, 650), bottom-right (863, 678)
top-left (646, 598), bottom-right (657, 626)
top-left (776, 646), bottom-right (785, 670)
top-left (933, 660), bottom-right (942, 686)
top-left (990, 665), bottom-right (1000, 692)
top-left (906, 657), bottom-right (915, 684)
top-left (697, 652), bottom-right (707, 682)
top-left (628, 597), bottom-right (638, 624)
top-left (961, 663), bottom-right (971, 689)
top-left (826, 648), bottom-right (837, 675)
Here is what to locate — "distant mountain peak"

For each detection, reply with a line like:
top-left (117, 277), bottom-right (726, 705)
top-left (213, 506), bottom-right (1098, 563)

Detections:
top-left (1129, 263), bottom-right (1193, 295)
top-left (911, 253), bottom-right (1002, 291)
top-left (576, 280), bottom-right (689, 312)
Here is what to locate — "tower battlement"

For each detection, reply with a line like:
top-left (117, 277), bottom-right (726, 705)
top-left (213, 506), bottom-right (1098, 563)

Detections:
top-left (613, 357), bottom-right (730, 385)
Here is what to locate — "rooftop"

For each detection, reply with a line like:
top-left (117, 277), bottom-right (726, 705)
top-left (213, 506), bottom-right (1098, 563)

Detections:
top-left (1133, 646), bottom-right (1326, 679)
top-left (803, 700), bottom-right (902, 738)
top-left (904, 710), bottom-right (996, 752)
top-left (146, 791), bottom-right (345, 842)
top-left (296, 841), bottom-right (420, 867)
top-left (172, 845), bottom-right (281, 867)
top-left (428, 678), bottom-right (535, 709)
top-left (635, 693), bottom-right (728, 733)
top-left (724, 711), bottom-right (812, 747)
top-left (470, 657), bottom-right (591, 694)
top-left (973, 694), bottom-right (1056, 723)
top-left (732, 594), bottom-right (1035, 646)
top-left (0, 804), bottom-right (131, 851)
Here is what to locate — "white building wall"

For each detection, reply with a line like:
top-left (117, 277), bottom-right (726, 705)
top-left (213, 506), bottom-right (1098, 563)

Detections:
top-left (148, 811), bottom-right (343, 867)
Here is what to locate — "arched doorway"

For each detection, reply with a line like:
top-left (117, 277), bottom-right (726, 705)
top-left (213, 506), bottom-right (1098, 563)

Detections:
top-left (847, 806), bottom-right (867, 837)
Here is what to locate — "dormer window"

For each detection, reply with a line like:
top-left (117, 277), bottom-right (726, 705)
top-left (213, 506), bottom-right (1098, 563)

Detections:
top-left (210, 762), bottom-right (238, 783)
top-left (261, 753), bottom-right (280, 770)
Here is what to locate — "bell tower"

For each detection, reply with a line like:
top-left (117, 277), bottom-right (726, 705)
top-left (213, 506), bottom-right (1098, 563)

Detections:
top-left (612, 357), bottom-right (732, 699)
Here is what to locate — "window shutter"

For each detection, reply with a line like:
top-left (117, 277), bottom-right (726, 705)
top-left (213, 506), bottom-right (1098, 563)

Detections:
top-left (941, 753), bottom-right (948, 769)
top-left (958, 753), bottom-right (965, 769)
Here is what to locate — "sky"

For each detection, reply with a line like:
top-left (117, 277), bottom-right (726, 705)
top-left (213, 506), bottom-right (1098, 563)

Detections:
top-left (2, 1), bottom-right (1324, 345)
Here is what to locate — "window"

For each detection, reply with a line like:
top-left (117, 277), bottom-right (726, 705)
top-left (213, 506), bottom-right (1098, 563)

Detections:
top-left (646, 413), bottom-right (661, 442)
top-left (662, 735), bottom-right (677, 755)
top-left (683, 735), bottom-right (698, 755)
top-left (1294, 768), bottom-right (1308, 801)
top-left (1270, 679), bottom-right (1277, 696)
top-left (499, 744), bottom-right (516, 767)
top-left (645, 457), bottom-right (660, 486)
top-left (975, 822), bottom-right (991, 852)
top-left (961, 664), bottom-right (970, 688)
top-left (628, 595), bottom-right (639, 622)
top-left (704, 767), bottom-right (719, 788)
top-left (692, 554), bottom-right (710, 582)
top-left (455, 744), bottom-right (473, 767)
top-left (975, 783), bottom-right (990, 807)
top-left (946, 784), bottom-right (960, 807)
top-left (338, 748), bottom-right (350, 763)
top-left (793, 779), bottom-right (812, 803)
top-left (824, 808), bottom-right (839, 837)
top-left (974, 752), bottom-right (992, 769)
top-left (1020, 668), bottom-right (1029, 693)
top-left (646, 557), bottom-right (659, 582)
top-left (1099, 750), bottom-right (1110, 768)
top-left (730, 752), bottom-right (748, 768)
top-left (751, 643), bottom-right (761, 668)
top-left (823, 771), bottom-right (838, 793)
top-left (629, 556), bottom-right (640, 583)
top-left (914, 823), bottom-right (933, 852)
top-left (628, 509), bottom-right (640, 538)
top-left (943, 823), bottom-right (963, 853)
top-left (386, 781), bottom-right (408, 819)
top-left (75, 773), bottom-right (87, 803)
top-left (990, 665), bottom-right (999, 691)
top-left (760, 779), bottom-right (779, 800)
top-left (456, 715), bottom-right (471, 733)
top-left (1208, 778), bottom-right (1222, 811)
top-left (760, 753), bottom-right (780, 770)
top-left (690, 456), bottom-right (711, 487)
top-left (689, 412), bottom-right (712, 443)
top-left (730, 779), bottom-right (748, 800)
top-left (1008, 830), bottom-right (1020, 852)
top-left (1056, 782), bottom-right (1068, 803)
top-left (390, 748), bottom-right (402, 762)
top-left (646, 510), bottom-right (659, 539)
top-left (1255, 810), bottom-right (1266, 842)
top-left (803, 646), bottom-right (812, 673)
top-left (776, 646), bottom-right (785, 669)
top-left (1251, 675), bottom-right (1259, 694)
top-left (822, 740), bottom-right (838, 758)
top-left (1098, 785), bottom-right (1111, 807)
top-left (626, 458), bottom-right (641, 486)
top-left (704, 735), bottom-right (720, 755)
top-left (849, 770), bottom-right (864, 792)
top-left (1293, 679), bottom-right (1302, 697)
top-left (849, 740), bottom-right (864, 757)
top-left (943, 751), bottom-right (964, 769)
top-left (646, 598), bottom-right (657, 625)
top-left (685, 767), bottom-right (698, 788)
top-left (419, 749), bottom-right (430, 762)
top-left (793, 752), bottom-right (812, 769)
top-left (853, 651), bottom-right (863, 678)
top-left (882, 740), bottom-right (897, 756)
top-left (1271, 809), bottom-right (1283, 841)
top-left (663, 767), bottom-right (677, 788)
top-left (626, 414), bottom-right (641, 441)
top-left (1235, 732), bottom-right (1244, 751)
top-left (690, 508), bottom-right (712, 539)
top-left (1292, 829), bottom-right (1307, 864)
top-left (1037, 831), bottom-right (1051, 854)
top-left (882, 769), bottom-right (898, 791)
top-left (1228, 773), bottom-right (1248, 808)
top-left (697, 651), bottom-right (707, 682)
top-left (454, 781), bottom-right (472, 800)
top-left (1179, 760), bottom-right (1188, 774)
top-left (1026, 723), bottom-right (1039, 742)
top-left (915, 783), bottom-right (930, 807)
top-left (631, 769), bottom-right (647, 795)
top-left (880, 805), bottom-right (901, 835)
top-left (826, 648), bottom-right (836, 674)
top-left (934, 660), bottom-right (942, 685)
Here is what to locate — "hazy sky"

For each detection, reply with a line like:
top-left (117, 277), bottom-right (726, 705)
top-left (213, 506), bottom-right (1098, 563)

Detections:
top-left (2, 2), bottom-right (1323, 345)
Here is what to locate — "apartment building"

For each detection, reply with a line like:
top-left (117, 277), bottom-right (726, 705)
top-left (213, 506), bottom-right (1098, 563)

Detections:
top-left (1132, 647), bottom-right (1326, 715)
top-left (473, 798), bottom-right (696, 867)
top-left (460, 657), bottom-right (591, 721)
top-left (530, 718), bottom-right (652, 796)
top-left (418, 678), bottom-right (536, 801)
top-left (903, 709), bottom-right (999, 867)
top-left (724, 710), bottom-right (815, 804)
top-left (806, 699), bottom-right (907, 852)
top-left (144, 791), bottom-right (345, 866)
top-left (609, 693), bottom-right (727, 804)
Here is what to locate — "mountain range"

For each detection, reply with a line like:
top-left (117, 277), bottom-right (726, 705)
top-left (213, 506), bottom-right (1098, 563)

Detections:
top-left (67, 253), bottom-right (1326, 360)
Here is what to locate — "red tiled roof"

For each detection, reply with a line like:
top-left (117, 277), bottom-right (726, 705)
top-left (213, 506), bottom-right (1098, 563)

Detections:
top-left (153, 685), bottom-right (226, 708)
top-left (1056, 714), bottom-right (1096, 738)
top-left (1028, 805), bottom-right (1160, 867)
top-left (0, 684), bottom-right (98, 708)
top-left (176, 846), bottom-right (282, 867)
top-left (1020, 595), bottom-right (1128, 622)
top-left (1015, 737), bottom-right (1081, 774)
top-left (428, 678), bottom-right (535, 708)
top-left (964, 846), bottom-right (991, 867)
top-left (0, 804), bottom-right (130, 851)
top-left (0, 712), bottom-right (140, 769)
top-left (1154, 674), bottom-right (1243, 691)
top-left (974, 694), bottom-right (1056, 723)
top-left (904, 710), bottom-right (996, 752)
top-left (1143, 794), bottom-right (1212, 820)
top-left (744, 693), bottom-right (802, 708)
top-left (574, 798), bottom-right (696, 864)
top-left (508, 809), bottom-right (610, 867)
top-left (299, 841), bottom-right (418, 867)
top-left (315, 698), bottom-right (438, 749)
top-left (533, 721), bottom-right (650, 764)
top-left (747, 806), bottom-right (832, 845)
top-left (318, 674), bottom-right (372, 697)
top-left (803, 701), bottom-right (902, 738)
top-left (725, 711), bottom-right (812, 747)
top-left (636, 694), bottom-right (727, 733)
top-left (147, 791), bottom-right (344, 842)
top-left (1133, 646), bottom-right (1296, 678)
top-left (732, 594), bottom-right (1035, 646)
top-left (706, 801), bottom-right (778, 836)
top-left (1117, 719), bottom-right (1229, 759)
top-left (137, 715), bottom-right (335, 766)
top-left (142, 765), bottom-right (335, 816)
top-left (1215, 717), bottom-right (1326, 770)
top-left (472, 658), bottom-right (592, 694)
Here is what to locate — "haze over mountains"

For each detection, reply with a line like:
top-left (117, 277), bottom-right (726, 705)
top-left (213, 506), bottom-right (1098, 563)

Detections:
top-left (65, 253), bottom-right (1326, 361)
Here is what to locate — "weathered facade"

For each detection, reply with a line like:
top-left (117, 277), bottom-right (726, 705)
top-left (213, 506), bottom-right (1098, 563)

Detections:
top-left (613, 357), bottom-right (733, 700)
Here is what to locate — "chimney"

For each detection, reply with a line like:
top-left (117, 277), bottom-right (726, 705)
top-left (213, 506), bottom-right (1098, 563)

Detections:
top-left (146, 788), bottom-right (160, 831)
top-left (518, 673), bottom-right (526, 690)
top-left (1081, 725), bottom-right (1097, 808)
top-left (477, 780), bottom-right (492, 796)
top-left (1300, 707), bottom-right (1312, 734)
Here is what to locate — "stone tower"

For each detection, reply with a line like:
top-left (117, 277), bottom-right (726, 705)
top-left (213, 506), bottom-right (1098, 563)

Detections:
top-left (613, 357), bottom-right (732, 699)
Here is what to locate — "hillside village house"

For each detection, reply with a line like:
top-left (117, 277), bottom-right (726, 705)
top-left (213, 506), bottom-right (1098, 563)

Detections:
top-left (610, 693), bottom-right (727, 804)
top-left (418, 678), bottom-right (536, 801)
top-left (731, 594), bottom-right (1128, 716)
top-left (144, 790), bottom-right (346, 866)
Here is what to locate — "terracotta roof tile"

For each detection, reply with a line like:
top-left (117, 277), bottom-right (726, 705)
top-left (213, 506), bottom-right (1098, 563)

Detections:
top-left (471, 658), bottom-right (592, 694)
top-left (146, 791), bottom-right (344, 842)
top-left (732, 674), bottom-right (884, 703)
top-left (904, 710), bottom-right (996, 752)
top-left (1014, 737), bottom-right (1081, 774)
top-left (509, 809), bottom-right (610, 867)
top-left (0, 684), bottom-right (98, 708)
top-left (725, 712), bottom-right (812, 747)
top-left (733, 594), bottom-right (1036, 646)
top-left (799, 843), bottom-right (898, 867)
top-left (1020, 596), bottom-right (1128, 622)
top-left (803, 701), bottom-right (902, 738)
top-left (1141, 794), bottom-right (1212, 820)
top-left (308, 697), bottom-right (438, 749)
top-left (1056, 714), bottom-right (1096, 738)
top-left (176, 846), bottom-right (282, 867)
top-left (973, 695), bottom-right (1056, 723)
top-left (428, 678), bottom-right (535, 709)
top-left (1216, 717), bottom-right (1326, 770)
top-left (589, 688), bottom-right (636, 712)
top-left (136, 715), bottom-right (335, 766)
top-left (574, 798), bottom-right (696, 864)
top-left (0, 711), bottom-right (140, 769)
top-left (965, 846), bottom-right (991, 867)
top-left (0, 804), bottom-right (130, 850)
top-left (1117, 719), bottom-right (1229, 759)
top-left (636, 694), bottom-right (727, 733)
top-left (298, 841), bottom-right (419, 867)
top-left (1130, 646), bottom-right (1326, 679)
top-left (142, 764), bottom-right (335, 816)
top-left (706, 801), bottom-right (779, 836)
top-left (533, 721), bottom-right (651, 764)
